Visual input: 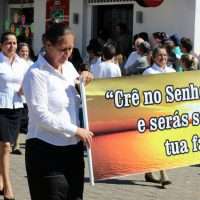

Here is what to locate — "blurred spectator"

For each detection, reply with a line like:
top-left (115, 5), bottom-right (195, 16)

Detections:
top-left (138, 32), bottom-right (149, 42)
top-left (17, 42), bottom-right (34, 66)
top-left (163, 39), bottom-right (179, 70)
top-left (150, 32), bottom-right (168, 48)
top-left (180, 37), bottom-right (193, 54)
top-left (123, 37), bottom-right (144, 73)
top-left (113, 23), bottom-right (132, 58)
top-left (126, 41), bottom-right (151, 75)
top-left (86, 38), bottom-right (102, 69)
top-left (91, 42), bottom-right (121, 79)
top-left (180, 54), bottom-right (198, 71)
top-left (170, 33), bottom-right (182, 59)
top-left (69, 47), bottom-right (83, 73)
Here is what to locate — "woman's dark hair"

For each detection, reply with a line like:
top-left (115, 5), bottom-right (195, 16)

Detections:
top-left (138, 41), bottom-right (151, 54)
top-left (68, 48), bottom-right (83, 71)
top-left (102, 42), bottom-right (116, 60)
top-left (163, 40), bottom-right (175, 54)
top-left (43, 23), bottom-right (74, 45)
top-left (180, 37), bottom-right (193, 53)
top-left (138, 32), bottom-right (149, 42)
top-left (152, 32), bottom-right (161, 40)
top-left (1, 32), bottom-right (16, 43)
top-left (169, 34), bottom-right (180, 46)
top-left (152, 32), bottom-right (168, 44)
top-left (181, 54), bottom-right (197, 70)
top-left (86, 38), bottom-right (102, 57)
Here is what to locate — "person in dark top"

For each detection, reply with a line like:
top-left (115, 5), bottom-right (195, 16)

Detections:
top-left (69, 47), bottom-right (83, 73)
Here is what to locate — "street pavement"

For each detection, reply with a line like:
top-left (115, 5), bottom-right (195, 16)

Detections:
top-left (3, 134), bottom-right (200, 200)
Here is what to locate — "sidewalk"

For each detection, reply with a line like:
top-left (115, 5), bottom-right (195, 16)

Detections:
top-left (4, 134), bottom-right (200, 200)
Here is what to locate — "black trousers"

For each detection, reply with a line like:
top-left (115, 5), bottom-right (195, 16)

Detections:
top-left (25, 139), bottom-right (85, 200)
top-left (19, 103), bottom-right (29, 134)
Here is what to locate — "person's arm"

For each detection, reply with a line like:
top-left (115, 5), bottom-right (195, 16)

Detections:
top-left (76, 70), bottom-right (94, 86)
top-left (126, 60), bottom-right (141, 75)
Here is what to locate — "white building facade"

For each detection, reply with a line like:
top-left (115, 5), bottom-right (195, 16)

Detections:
top-left (70, 0), bottom-right (200, 56)
top-left (1, 0), bottom-right (200, 56)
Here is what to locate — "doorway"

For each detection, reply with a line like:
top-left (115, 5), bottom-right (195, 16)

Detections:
top-left (92, 4), bottom-right (133, 41)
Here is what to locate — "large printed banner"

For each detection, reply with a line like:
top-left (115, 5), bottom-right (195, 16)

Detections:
top-left (85, 71), bottom-right (200, 180)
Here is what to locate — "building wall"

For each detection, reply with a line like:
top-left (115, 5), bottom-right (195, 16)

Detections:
top-left (33, 0), bottom-right (46, 54)
top-left (69, 0), bottom-right (84, 53)
top-left (133, 0), bottom-right (196, 40)
top-left (70, 0), bottom-right (198, 56)
top-left (1, 0), bottom-right (199, 55)
top-left (70, 0), bottom-right (93, 56)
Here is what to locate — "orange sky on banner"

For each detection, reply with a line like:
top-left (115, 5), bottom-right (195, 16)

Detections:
top-left (86, 71), bottom-right (200, 180)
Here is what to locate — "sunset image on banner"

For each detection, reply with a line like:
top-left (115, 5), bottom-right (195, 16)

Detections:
top-left (85, 71), bottom-right (200, 180)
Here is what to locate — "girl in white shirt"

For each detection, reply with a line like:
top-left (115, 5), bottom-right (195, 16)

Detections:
top-left (23, 23), bottom-right (93, 200)
top-left (0, 32), bottom-right (28, 200)
top-left (10, 42), bottom-right (34, 155)
top-left (17, 42), bottom-right (34, 67)
top-left (91, 42), bottom-right (121, 79)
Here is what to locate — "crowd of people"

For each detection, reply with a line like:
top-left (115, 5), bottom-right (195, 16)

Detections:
top-left (63, 28), bottom-right (200, 191)
top-left (83, 30), bottom-right (199, 79)
top-left (0, 22), bottom-right (200, 200)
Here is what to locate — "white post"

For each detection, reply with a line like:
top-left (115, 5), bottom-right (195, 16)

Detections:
top-left (194, 0), bottom-right (200, 55)
top-left (80, 81), bottom-right (95, 186)
top-left (33, 0), bottom-right (46, 54)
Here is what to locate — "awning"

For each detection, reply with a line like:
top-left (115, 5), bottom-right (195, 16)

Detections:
top-left (135, 0), bottom-right (164, 7)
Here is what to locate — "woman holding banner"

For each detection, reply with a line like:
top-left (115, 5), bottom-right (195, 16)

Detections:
top-left (143, 46), bottom-right (175, 187)
top-left (23, 23), bottom-right (93, 200)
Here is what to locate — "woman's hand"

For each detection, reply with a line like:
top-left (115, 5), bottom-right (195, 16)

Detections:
top-left (80, 71), bottom-right (93, 85)
top-left (17, 86), bottom-right (24, 96)
top-left (75, 127), bottom-right (94, 147)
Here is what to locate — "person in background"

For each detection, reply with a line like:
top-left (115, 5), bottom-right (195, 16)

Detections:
top-left (9, 23), bottom-right (16, 34)
top-left (163, 39), bottom-right (179, 71)
top-left (180, 37), bottom-right (199, 70)
top-left (90, 42), bottom-right (121, 79)
top-left (125, 41), bottom-right (151, 75)
top-left (97, 29), bottom-right (108, 47)
top-left (68, 47), bottom-right (83, 73)
top-left (150, 32), bottom-right (168, 49)
top-left (180, 54), bottom-right (198, 71)
top-left (23, 23), bottom-right (93, 200)
top-left (11, 42), bottom-right (33, 155)
top-left (0, 32), bottom-right (28, 200)
top-left (138, 32), bottom-right (149, 42)
top-left (113, 23), bottom-right (132, 58)
top-left (114, 53), bottom-right (124, 69)
top-left (17, 42), bottom-right (34, 66)
top-left (180, 37), bottom-right (193, 55)
top-left (169, 33), bottom-right (182, 59)
top-left (86, 39), bottom-right (102, 71)
top-left (143, 46), bottom-right (175, 75)
top-left (123, 37), bottom-right (144, 74)
top-left (143, 46), bottom-right (175, 188)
